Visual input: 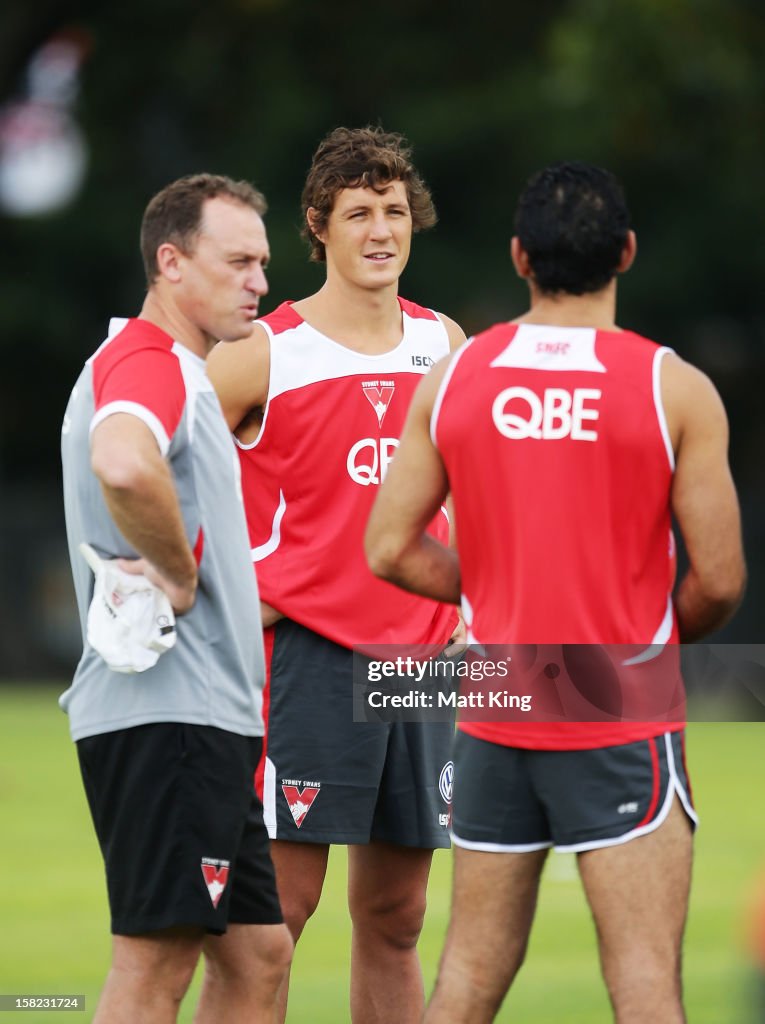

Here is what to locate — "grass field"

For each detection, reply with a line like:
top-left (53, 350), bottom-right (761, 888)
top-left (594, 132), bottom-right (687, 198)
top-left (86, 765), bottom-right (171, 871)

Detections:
top-left (1, 684), bottom-right (763, 1022)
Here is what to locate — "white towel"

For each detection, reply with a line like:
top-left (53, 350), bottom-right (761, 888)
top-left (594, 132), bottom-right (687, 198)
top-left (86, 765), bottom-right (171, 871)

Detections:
top-left (79, 542), bottom-right (177, 673)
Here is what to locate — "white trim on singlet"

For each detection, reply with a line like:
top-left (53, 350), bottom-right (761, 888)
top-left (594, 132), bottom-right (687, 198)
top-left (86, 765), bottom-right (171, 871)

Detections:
top-left (89, 401), bottom-right (171, 456)
top-left (621, 592), bottom-right (675, 666)
top-left (234, 322), bottom-right (273, 453)
top-left (430, 336), bottom-right (476, 446)
top-left (252, 490), bottom-right (286, 562)
top-left (460, 594), bottom-right (476, 647)
top-left (653, 346), bottom-right (675, 470)
top-left (266, 309), bottom-right (449, 401)
top-left (263, 756), bottom-right (277, 839)
top-left (234, 428), bottom-right (265, 452)
top-left (451, 832), bottom-right (553, 853)
top-left (244, 309), bottom-right (450, 454)
top-left (554, 732), bottom-right (696, 853)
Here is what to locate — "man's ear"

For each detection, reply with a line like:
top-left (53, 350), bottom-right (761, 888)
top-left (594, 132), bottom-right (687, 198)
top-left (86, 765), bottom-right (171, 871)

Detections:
top-left (155, 242), bottom-right (184, 283)
top-left (617, 230), bottom-right (637, 274)
top-left (510, 236), bottom-right (533, 280)
top-left (306, 207), bottom-right (326, 244)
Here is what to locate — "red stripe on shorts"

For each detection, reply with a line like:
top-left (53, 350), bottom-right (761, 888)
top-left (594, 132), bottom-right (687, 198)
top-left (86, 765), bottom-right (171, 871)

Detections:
top-left (637, 736), bottom-right (661, 828)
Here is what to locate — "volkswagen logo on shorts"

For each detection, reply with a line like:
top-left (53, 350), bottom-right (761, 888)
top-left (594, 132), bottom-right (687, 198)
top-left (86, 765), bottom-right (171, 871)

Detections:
top-left (438, 761), bottom-right (454, 804)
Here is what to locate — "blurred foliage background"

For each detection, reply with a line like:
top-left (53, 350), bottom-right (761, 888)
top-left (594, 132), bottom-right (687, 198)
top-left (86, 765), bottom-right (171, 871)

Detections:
top-left (0, 0), bottom-right (763, 675)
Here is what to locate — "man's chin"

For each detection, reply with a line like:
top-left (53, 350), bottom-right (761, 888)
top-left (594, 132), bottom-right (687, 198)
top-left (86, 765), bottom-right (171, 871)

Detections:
top-left (221, 319), bottom-right (259, 343)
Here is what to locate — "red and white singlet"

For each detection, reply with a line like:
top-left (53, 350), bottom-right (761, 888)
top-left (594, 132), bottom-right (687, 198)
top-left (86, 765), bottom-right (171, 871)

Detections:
top-left (432, 322), bottom-right (682, 749)
top-left (239, 298), bottom-right (458, 650)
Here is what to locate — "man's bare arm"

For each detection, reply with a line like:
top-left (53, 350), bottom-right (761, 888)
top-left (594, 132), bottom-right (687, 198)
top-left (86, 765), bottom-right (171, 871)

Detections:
top-left (431, 312), bottom-right (464, 542)
top-left (436, 312), bottom-right (467, 352)
top-left (365, 358), bottom-right (461, 604)
top-left (90, 414), bottom-right (198, 613)
top-left (207, 324), bottom-right (270, 438)
top-left (663, 354), bottom-right (746, 641)
top-left (207, 324), bottom-right (282, 626)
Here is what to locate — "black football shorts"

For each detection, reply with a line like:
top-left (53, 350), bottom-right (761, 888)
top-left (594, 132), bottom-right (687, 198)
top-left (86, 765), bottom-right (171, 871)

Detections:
top-left (77, 723), bottom-right (283, 935)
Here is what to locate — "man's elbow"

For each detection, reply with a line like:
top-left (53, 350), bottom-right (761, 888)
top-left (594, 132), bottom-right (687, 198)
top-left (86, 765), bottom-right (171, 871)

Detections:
top-left (91, 444), bottom-right (155, 494)
top-left (709, 567), bottom-right (747, 618)
top-left (695, 564), bottom-right (747, 624)
top-left (365, 546), bottom-right (400, 583)
top-left (364, 532), bottom-right (404, 582)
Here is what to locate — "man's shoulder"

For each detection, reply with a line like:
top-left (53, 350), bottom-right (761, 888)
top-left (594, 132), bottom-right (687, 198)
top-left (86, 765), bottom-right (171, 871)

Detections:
top-left (258, 301), bottom-right (302, 336)
top-left (608, 326), bottom-right (667, 352)
top-left (398, 296), bottom-right (439, 322)
top-left (105, 317), bottom-right (174, 351)
top-left (472, 320), bottom-right (516, 342)
top-left (400, 297), bottom-right (468, 351)
top-left (91, 317), bottom-right (176, 371)
top-left (89, 317), bottom-right (187, 416)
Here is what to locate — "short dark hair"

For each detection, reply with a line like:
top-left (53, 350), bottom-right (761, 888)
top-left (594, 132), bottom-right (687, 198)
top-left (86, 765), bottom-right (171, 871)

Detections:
top-left (514, 162), bottom-right (630, 295)
top-left (140, 173), bottom-right (267, 285)
top-left (301, 126), bottom-right (437, 262)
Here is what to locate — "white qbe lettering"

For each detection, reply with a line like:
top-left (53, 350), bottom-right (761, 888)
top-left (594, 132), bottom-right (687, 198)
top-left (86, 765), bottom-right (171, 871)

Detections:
top-left (492, 386), bottom-right (601, 441)
top-left (347, 437), bottom-right (399, 485)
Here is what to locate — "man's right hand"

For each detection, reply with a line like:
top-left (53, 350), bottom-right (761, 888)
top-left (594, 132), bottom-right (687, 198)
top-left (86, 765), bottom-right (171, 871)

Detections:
top-left (117, 556), bottom-right (198, 615)
top-left (261, 600), bottom-right (284, 628)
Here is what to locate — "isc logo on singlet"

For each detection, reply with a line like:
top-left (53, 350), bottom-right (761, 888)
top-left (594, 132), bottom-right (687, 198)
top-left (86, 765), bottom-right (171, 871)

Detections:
top-left (492, 386), bottom-right (601, 441)
top-left (347, 437), bottom-right (399, 485)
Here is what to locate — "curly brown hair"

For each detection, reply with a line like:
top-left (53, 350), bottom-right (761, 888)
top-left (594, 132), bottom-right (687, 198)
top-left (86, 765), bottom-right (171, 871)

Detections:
top-left (141, 173), bottom-right (267, 285)
top-left (301, 126), bottom-right (437, 262)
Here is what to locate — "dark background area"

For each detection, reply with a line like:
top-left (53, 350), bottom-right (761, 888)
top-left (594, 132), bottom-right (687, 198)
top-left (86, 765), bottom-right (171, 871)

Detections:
top-left (1, 0), bottom-right (762, 677)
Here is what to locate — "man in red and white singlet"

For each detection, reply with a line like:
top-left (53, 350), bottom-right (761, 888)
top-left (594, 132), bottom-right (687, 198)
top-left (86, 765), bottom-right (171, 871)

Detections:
top-left (367, 162), bottom-right (745, 1023)
top-left (208, 126), bottom-right (465, 1023)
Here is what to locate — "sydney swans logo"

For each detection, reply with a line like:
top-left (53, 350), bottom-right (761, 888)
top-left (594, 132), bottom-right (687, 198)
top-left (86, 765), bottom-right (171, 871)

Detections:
top-left (362, 380), bottom-right (395, 427)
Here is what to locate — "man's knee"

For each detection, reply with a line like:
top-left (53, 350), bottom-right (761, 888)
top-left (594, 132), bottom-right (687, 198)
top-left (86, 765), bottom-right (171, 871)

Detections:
top-left (271, 842), bottom-right (328, 940)
top-left (602, 943), bottom-right (682, 984)
top-left (449, 925), bottom-right (530, 986)
top-left (111, 930), bottom-right (202, 999)
top-left (349, 886), bottom-right (427, 950)
top-left (277, 883), bottom-right (323, 940)
top-left (430, 936), bottom-right (523, 1021)
top-left (205, 924), bottom-right (293, 984)
top-left (255, 924), bottom-right (294, 978)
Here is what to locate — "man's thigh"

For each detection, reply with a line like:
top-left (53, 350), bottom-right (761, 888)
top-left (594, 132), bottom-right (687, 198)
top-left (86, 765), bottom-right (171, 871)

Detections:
top-left (262, 619), bottom-right (391, 843)
top-left (577, 795), bottom-right (693, 964)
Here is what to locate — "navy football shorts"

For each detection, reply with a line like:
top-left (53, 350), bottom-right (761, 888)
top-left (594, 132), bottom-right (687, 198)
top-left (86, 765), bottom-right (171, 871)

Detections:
top-left (451, 729), bottom-right (696, 853)
top-left (259, 619), bottom-right (454, 848)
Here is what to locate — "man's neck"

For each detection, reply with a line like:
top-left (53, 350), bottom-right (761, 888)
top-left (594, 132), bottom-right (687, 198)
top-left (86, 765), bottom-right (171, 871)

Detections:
top-left (293, 278), bottom-right (403, 354)
top-left (513, 281), bottom-right (620, 331)
top-left (139, 292), bottom-right (212, 359)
